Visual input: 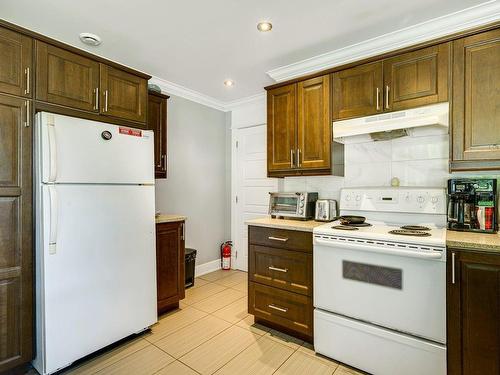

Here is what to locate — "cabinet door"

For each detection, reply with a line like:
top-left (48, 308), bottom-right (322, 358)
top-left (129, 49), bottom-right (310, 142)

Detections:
top-left (451, 29), bottom-right (500, 166)
top-left (147, 93), bottom-right (168, 178)
top-left (384, 43), bottom-right (449, 111)
top-left (156, 221), bottom-right (185, 314)
top-left (0, 94), bottom-right (32, 372)
top-left (332, 61), bottom-right (383, 120)
top-left (267, 84), bottom-right (297, 172)
top-left (100, 64), bottom-right (147, 124)
top-left (447, 249), bottom-right (500, 375)
top-left (297, 75), bottom-right (331, 170)
top-left (36, 41), bottom-right (99, 112)
top-left (0, 26), bottom-right (32, 98)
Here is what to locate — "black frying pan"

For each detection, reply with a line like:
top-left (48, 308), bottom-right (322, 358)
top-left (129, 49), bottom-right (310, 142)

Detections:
top-left (332, 215), bottom-right (366, 224)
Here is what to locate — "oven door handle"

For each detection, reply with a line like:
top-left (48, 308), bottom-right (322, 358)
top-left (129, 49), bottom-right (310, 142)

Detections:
top-left (314, 239), bottom-right (443, 260)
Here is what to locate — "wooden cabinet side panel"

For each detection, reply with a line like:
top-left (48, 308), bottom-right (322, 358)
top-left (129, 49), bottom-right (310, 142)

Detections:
top-left (148, 93), bottom-right (168, 178)
top-left (267, 84), bottom-right (297, 172)
top-left (297, 75), bottom-right (331, 170)
top-left (0, 94), bottom-right (32, 372)
top-left (0, 26), bottom-right (32, 98)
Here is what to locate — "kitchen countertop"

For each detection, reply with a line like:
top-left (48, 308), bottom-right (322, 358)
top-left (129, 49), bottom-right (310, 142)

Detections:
top-left (155, 214), bottom-right (187, 224)
top-left (447, 230), bottom-right (500, 253)
top-left (246, 217), bottom-right (325, 232)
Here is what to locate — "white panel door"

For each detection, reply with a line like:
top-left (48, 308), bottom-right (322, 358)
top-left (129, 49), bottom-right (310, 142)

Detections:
top-left (37, 112), bottom-right (154, 184)
top-left (234, 125), bottom-right (279, 271)
top-left (39, 184), bottom-right (156, 374)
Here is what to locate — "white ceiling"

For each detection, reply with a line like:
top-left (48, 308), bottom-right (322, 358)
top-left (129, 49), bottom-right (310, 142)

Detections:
top-left (0, 0), bottom-right (492, 103)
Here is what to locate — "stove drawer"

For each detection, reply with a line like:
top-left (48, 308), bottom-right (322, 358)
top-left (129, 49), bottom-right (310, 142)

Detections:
top-left (249, 282), bottom-right (312, 338)
top-left (249, 245), bottom-right (312, 296)
top-left (248, 226), bottom-right (312, 253)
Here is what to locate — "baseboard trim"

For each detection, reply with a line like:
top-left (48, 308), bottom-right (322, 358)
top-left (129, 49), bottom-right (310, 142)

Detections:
top-left (195, 259), bottom-right (221, 277)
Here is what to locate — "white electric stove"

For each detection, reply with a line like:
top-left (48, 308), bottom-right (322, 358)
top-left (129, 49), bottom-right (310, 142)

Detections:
top-left (313, 187), bottom-right (447, 375)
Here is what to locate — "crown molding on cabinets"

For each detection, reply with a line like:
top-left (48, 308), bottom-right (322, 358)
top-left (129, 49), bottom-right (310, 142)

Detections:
top-left (149, 76), bottom-right (228, 112)
top-left (266, 1), bottom-right (500, 82)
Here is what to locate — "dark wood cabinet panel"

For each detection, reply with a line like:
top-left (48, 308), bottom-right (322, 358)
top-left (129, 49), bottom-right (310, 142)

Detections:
top-left (267, 84), bottom-right (297, 172)
top-left (100, 64), bottom-right (147, 124)
top-left (248, 226), bottom-right (312, 253)
top-left (147, 91), bottom-right (168, 179)
top-left (297, 75), bottom-right (331, 170)
top-left (383, 43), bottom-right (449, 111)
top-left (447, 249), bottom-right (500, 375)
top-left (0, 26), bottom-right (32, 98)
top-left (156, 221), bottom-right (185, 314)
top-left (451, 29), bottom-right (500, 171)
top-left (35, 41), bottom-right (99, 112)
top-left (332, 61), bottom-right (383, 120)
top-left (0, 94), bottom-right (32, 373)
top-left (249, 245), bottom-right (312, 296)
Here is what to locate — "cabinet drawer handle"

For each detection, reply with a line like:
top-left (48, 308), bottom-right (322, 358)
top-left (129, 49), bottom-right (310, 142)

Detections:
top-left (24, 100), bottom-right (30, 127)
top-left (385, 85), bottom-right (390, 109)
top-left (24, 67), bottom-right (30, 95)
top-left (268, 304), bottom-right (288, 313)
top-left (451, 252), bottom-right (456, 284)
top-left (268, 236), bottom-right (288, 242)
top-left (94, 88), bottom-right (99, 110)
top-left (268, 266), bottom-right (288, 273)
top-left (297, 148), bottom-right (301, 167)
top-left (290, 149), bottom-right (295, 168)
top-left (376, 87), bottom-right (380, 111)
top-left (104, 90), bottom-right (109, 112)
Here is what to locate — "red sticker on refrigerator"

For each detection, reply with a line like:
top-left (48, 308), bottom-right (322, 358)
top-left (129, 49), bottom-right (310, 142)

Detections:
top-left (119, 127), bottom-right (142, 137)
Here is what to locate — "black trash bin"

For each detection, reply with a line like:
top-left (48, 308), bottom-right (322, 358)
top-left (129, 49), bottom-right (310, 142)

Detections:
top-left (185, 248), bottom-right (197, 288)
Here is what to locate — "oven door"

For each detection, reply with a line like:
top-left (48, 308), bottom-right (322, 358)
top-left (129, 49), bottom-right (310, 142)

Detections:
top-left (269, 193), bottom-right (300, 217)
top-left (313, 236), bottom-right (446, 343)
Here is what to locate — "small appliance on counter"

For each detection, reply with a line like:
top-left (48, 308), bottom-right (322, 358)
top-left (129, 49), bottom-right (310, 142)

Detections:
top-left (268, 192), bottom-right (318, 220)
top-left (315, 199), bottom-right (338, 222)
top-left (447, 178), bottom-right (497, 233)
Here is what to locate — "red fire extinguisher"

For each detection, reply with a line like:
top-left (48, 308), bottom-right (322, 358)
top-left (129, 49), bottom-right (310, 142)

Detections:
top-left (220, 241), bottom-right (233, 270)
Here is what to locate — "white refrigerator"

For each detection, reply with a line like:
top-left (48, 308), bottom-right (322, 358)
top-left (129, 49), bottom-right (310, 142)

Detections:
top-left (33, 112), bottom-right (157, 375)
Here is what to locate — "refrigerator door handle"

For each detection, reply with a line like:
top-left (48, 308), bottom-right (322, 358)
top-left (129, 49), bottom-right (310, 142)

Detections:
top-left (47, 120), bottom-right (57, 182)
top-left (48, 185), bottom-right (58, 254)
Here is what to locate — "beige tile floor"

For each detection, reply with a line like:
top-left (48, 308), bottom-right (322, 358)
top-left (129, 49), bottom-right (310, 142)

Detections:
top-left (27, 270), bottom-right (364, 375)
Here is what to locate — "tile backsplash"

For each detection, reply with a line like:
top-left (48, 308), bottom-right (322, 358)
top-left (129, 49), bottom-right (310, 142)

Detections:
top-left (283, 131), bottom-right (450, 200)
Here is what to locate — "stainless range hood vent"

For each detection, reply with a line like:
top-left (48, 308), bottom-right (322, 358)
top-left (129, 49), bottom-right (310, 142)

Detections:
top-left (333, 102), bottom-right (449, 144)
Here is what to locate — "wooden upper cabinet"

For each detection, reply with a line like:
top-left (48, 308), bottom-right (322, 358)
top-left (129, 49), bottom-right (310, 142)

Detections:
top-left (447, 249), bottom-right (500, 375)
top-left (297, 75), bottom-right (331, 170)
top-left (332, 61), bottom-right (383, 120)
top-left (0, 26), bottom-right (32, 98)
top-left (36, 41), bottom-right (99, 112)
top-left (100, 64), bottom-right (147, 124)
top-left (384, 43), bottom-right (449, 111)
top-left (451, 29), bottom-right (500, 170)
top-left (0, 94), bottom-right (33, 372)
top-left (148, 91), bottom-right (168, 178)
top-left (267, 84), bottom-right (297, 171)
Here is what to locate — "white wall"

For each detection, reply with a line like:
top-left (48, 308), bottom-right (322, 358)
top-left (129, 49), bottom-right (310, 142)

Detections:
top-left (155, 95), bottom-right (229, 269)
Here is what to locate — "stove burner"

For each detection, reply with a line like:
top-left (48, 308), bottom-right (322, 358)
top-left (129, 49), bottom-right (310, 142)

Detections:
top-left (331, 225), bottom-right (359, 231)
top-left (400, 225), bottom-right (431, 231)
top-left (389, 229), bottom-right (431, 237)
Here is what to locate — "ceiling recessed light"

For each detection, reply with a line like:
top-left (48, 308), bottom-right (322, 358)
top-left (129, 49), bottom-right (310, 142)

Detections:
top-left (257, 22), bottom-right (272, 32)
top-left (224, 79), bottom-right (235, 87)
top-left (79, 32), bottom-right (102, 46)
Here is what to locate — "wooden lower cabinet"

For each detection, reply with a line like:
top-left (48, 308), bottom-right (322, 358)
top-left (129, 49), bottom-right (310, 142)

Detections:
top-left (248, 226), bottom-right (313, 342)
top-left (447, 248), bottom-right (500, 374)
top-left (156, 221), bottom-right (185, 314)
top-left (0, 94), bottom-right (33, 373)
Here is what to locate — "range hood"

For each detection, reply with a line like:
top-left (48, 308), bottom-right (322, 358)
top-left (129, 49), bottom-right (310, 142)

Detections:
top-left (333, 102), bottom-right (449, 143)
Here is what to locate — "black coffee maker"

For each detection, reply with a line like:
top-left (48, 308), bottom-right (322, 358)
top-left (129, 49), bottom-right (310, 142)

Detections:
top-left (447, 179), bottom-right (497, 233)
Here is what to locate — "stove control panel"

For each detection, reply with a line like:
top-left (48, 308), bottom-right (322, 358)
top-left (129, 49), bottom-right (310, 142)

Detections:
top-left (340, 187), bottom-right (446, 214)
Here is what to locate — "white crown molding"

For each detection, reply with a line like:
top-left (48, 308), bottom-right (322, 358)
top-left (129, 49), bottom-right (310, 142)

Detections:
top-left (149, 76), bottom-right (228, 112)
top-left (224, 92), bottom-right (266, 111)
top-left (267, 1), bottom-right (500, 82)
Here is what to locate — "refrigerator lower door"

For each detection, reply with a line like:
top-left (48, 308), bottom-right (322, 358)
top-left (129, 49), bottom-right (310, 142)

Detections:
top-left (34, 184), bottom-right (157, 375)
top-left (36, 112), bottom-right (154, 184)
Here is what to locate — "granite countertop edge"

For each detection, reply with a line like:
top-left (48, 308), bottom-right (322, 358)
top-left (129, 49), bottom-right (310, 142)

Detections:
top-left (155, 214), bottom-right (187, 224)
top-left (246, 217), bottom-right (324, 232)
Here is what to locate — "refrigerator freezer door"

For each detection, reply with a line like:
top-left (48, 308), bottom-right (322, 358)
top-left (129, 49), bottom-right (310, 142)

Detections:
top-left (36, 184), bottom-right (157, 374)
top-left (37, 112), bottom-right (154, 184)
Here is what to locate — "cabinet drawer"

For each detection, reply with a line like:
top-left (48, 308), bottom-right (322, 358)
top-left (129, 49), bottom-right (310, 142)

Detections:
top-left (249, 282), bottom-right (312, 337)
top-left (249, 245), bottom-right (312, 296)
top-left (248, 226), bottom-right (312, 253)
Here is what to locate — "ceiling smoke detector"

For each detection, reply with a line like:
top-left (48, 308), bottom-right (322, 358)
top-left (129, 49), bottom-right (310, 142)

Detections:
top-left (79, 33), bottom-right (102, 46)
